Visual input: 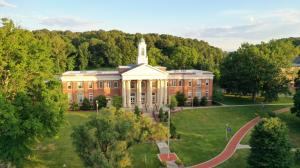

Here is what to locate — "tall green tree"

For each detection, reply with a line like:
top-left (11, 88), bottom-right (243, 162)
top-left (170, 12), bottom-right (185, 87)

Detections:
top-left (220, 42), bottom-right (298, 102)
top-left (71, 107), bottom-right (168, 168)
top-left (0, 19), bottom-right (67, 167)
top-left (248, 118), bottom-right (291, 168)
top-left (78, 42), bottom-right (90, 70)
top-left (291, 70), bottom-right (300, 117)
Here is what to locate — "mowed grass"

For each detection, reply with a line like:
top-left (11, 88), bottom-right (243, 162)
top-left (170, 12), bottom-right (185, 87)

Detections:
top-left (221, 94), bottom-right (293, 105)
top-left (170, 105), bottom-right (288, 167)
top-left (218, 109), bottom-right (300, 168)
top-left (25, 111), bottom-right (160, 168)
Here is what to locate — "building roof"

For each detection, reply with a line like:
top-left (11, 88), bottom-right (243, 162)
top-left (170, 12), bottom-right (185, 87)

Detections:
top-left (168, 69), bottom-right (214, 76)
top-left (62, 71), bottom-right (120, 76)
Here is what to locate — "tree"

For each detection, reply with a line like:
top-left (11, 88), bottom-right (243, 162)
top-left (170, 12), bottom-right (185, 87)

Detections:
top-left (0, 19), bottom-right (67, 167)
top-left (213, 87), bottom-right (224, 103)
top-left (112, 96), bottom-right (122, 109)
top-left (78, 42), bottom-right (90, 70)
top-left (200, 96), bottom-right (208, 106)
top-left (81, 98), bottom-right (91, 110)
top-left (71, 107), bottom-right (168, 168)
top-left (94, 95), bottom-right (107, 109)
top-left (248, 118), bottom-right (291, 168)
top-left (220, 42), bottom-right (297, 102)
top-left (291, 70), bottom-right (300, 117)
top-left (193, 96), bottom-right (200, 106)
top-left (175, 92), bottom-right (186, 106)
top-left (169, 96), bottom-right (178, 111)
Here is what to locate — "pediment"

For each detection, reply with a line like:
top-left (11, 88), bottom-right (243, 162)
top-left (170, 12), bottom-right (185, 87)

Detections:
top-left (121, 64), bottom-right (168, 80)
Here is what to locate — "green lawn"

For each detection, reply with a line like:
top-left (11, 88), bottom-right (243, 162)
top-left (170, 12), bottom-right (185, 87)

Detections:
top-left (218, 110), bottom-right (300, 168)
top-left (170, 105), bottom-right (288, 167)
top-left (25, 111), bottom-right (159, 168)
top-left (220, 94), bottom-right (293, 105)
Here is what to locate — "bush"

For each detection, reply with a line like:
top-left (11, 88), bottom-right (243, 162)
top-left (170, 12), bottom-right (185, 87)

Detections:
top-left (80, 98), bottom-right (91, 110)
top-left (200, 96), bottom-right (208, 106)
top-left (175, 158), bottom-right (183, 165)
top-left (268, 111), bottom-right (277, 117)
top-left (70, 102), bottom-right (79, 111)
top-left (169, 96), bottom-right (178, 110)
top-left (170, 122), bottom-right (180, 139)
top-left (134, 105), bottom-right (141, 117)
top-left (112, 96), bottom-right (122, 109)
top-left (193, 96), bottom-right (199, 106)
top-left (175, 92), bottom-right (186, 106)
top-left (213, 87), bottom-right (224, 102)
top-left (94, 95), bottom-right (107, 109)
top-left (158, 108), bottom-right (165, 122)
top-left (160, 160), bottom-right (167, 167)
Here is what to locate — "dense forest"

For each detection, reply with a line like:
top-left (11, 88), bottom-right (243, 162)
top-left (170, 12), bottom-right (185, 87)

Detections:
top-left (32, 29), bottom-right (224, 78)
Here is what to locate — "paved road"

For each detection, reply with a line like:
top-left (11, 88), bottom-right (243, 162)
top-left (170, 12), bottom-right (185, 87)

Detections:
top-left (189, 117), bottom-right (261, 168)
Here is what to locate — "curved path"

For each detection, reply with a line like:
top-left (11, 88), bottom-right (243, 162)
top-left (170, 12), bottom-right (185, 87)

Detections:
top-left (190, 117), bottom-right (260, 168)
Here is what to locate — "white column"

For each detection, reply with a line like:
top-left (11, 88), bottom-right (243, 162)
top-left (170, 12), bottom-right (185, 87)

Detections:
top-left (147, 80), bottom-right (152, 108)
top-left (160, 80), bottom-right (164, 106)
top-left (126, 80), bottom-right (131, 108)
top-left (122, 80), bottom-right (126, 107)
top-left (157, 80), bottom-right (161, 106)
top-left (137, 80), bottom-right (142, 108)
top-left (164, 80), bottom-right (168, 104)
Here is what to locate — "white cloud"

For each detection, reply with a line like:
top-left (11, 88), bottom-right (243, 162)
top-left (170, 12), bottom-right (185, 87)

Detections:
top-left (0, 0), bottom-right (16, 8)
top-left (184, 9), bottom-right (300, 51)
top-left (38, 16), bottom-right (103, 31)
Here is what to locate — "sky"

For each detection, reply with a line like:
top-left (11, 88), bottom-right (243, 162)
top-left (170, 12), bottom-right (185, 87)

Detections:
top-left (1, 0), bottom-right (300, 51)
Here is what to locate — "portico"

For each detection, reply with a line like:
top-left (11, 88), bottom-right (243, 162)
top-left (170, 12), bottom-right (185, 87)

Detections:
top-left (121, 64), bottom-right (169, 110)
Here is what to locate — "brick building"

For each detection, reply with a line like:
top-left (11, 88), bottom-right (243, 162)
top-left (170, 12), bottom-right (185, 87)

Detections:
top-left (61, 38), bottom-right (214, 109)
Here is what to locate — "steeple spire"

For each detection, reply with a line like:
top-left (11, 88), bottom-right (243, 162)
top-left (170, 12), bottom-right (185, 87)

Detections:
top-left (137, 38), bottom-right (148, 64)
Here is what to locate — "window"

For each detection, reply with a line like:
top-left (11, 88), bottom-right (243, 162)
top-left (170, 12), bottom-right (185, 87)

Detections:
top-left (97, 81), bottom-right (104, 88)
top-left (170, 80), bottom-right (177, 86)
top-left (88, 93), bottom-right (93, 102)
top-left (107, 81), bottom-right (113, 88)
top-left (197, 80), bottom-right (201, 86)
top-left (178, 80), bottom-right (183, 86)
top-left (196, 87), bottom-right (202, 98)
top-left (77, 82), bottom-right (83, 89)
top-left (206, 91), bottom-right (209, 97)
top-left (206, 79), bottom-right (209, 86)
top-left (130, 81), bottom-right (135, 88)
top-left (88, 82), bottom-right (93, 89)
top-left (68, 93), bottom-right (73, 103)
top-left (130, 93), bottom-right (136, 104)
top-left (188, 91), bottom-right (192, 99)
top-left (113, 81), bottom-right (119, 88)
top-left (67, 82), bottom-right (72, 90)
top-left (77, 92), bottom-right (83, 103)
top-left (188, 80), bottom-right (192, 87)
top-left (141, 93), bottom-right (146, 104)
top-left (152, 93), bottom-right (156, 104)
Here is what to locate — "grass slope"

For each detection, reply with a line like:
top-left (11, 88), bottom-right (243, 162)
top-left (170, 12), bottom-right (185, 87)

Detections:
top-left (221, 95), bottom-right (292, 105)
top-left (171, 105), bottom-right (287, 167)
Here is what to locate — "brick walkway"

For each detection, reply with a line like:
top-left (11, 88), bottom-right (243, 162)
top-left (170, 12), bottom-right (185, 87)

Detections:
top-left (190, 117), bottom-right (260, 168)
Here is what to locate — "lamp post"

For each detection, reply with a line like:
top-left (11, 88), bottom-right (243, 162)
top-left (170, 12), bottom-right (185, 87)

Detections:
top-left (96, 100), bottom-right (99, 116)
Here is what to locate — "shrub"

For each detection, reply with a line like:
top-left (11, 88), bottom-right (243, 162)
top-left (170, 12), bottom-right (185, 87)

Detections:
top-left (163, 111), bottom-right (169, 122)
top-left (158, 108), bottom-right (165, 122)
top-left (160, 160), bottom-right (167, 167)
top-left (175, 92), bottom-right (187, 106)
top-left (193, 96), bottom-right (199, 106)
top-left (71, 102), bottom-right (79, 111)
top-left (134, 105), bottom-right (141, 117)
top-left (213, 87), bottom-right (224, 102)
top-left (169, 96), bottom-right (178, 110)
top-left (94, 95), bottom-right (107, 109)
top-left (170, 122), bottom-right (180, 139)
top-left (175, 158), bottom-right (183, 165)
top-left (80, 98), bottom-right (91, 110)
top-left (268, 111), bottom-right (277, 117)
top-left (200, 96), bottom-right (208, 106)
top-left (112, 96), bottom-right (122, 109)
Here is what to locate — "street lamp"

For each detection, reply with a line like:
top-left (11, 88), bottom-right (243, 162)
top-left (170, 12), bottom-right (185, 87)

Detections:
top-left (96, 100), bottom-right (99, 116)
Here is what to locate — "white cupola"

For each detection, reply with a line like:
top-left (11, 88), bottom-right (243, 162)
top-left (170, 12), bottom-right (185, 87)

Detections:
top-left (137, 38), bottom-right (148, 64)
